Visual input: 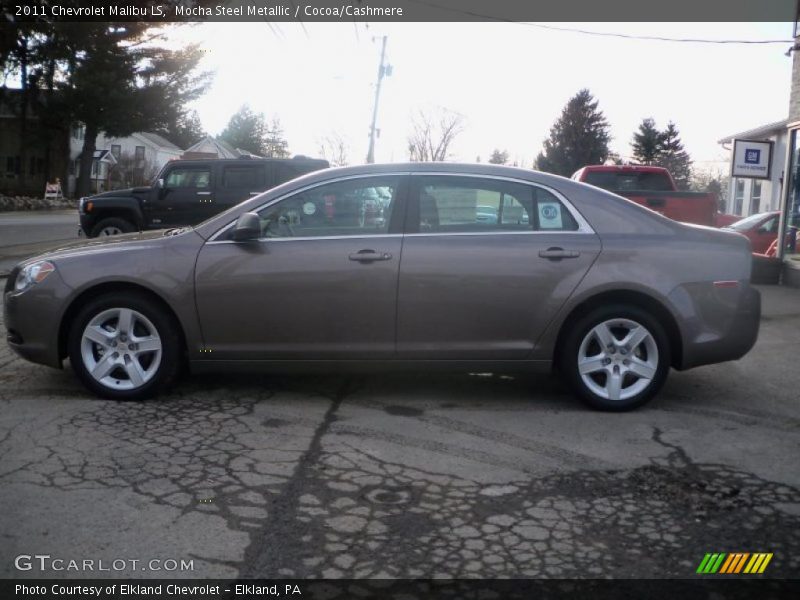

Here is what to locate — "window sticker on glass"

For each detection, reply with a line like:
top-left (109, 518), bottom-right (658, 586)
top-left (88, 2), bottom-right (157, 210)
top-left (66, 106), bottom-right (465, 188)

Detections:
top-left (302, 201), bottom-right (316, 215)
top-left (539, 202), bottom-right (563, 229)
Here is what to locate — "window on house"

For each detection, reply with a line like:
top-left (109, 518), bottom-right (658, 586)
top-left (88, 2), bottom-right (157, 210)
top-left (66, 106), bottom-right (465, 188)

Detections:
top-left (749, 180), bottom-right (762, 215)
top-left (733, 179), bottom-right (745, 215)
top-left (111, 145), bottom-right (121, 160)
top-left (134, 146), bottom-right (145, 165)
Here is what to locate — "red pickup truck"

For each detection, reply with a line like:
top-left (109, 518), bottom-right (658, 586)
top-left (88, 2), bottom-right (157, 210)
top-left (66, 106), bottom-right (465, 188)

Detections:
top-left (572, 165), bottom-right (734, 227)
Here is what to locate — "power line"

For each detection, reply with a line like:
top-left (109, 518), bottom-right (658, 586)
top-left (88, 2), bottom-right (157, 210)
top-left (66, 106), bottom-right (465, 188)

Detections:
top-left (405, 0), bottom-right (793, 45)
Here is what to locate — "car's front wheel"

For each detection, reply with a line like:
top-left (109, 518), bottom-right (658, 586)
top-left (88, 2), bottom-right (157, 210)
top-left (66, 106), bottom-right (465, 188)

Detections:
top-left (560, 305), bottom-right (670, 411)
top-left (90, 217), bottom-right (135, 237)
top-left (68, 292), bottom-right (181, 400)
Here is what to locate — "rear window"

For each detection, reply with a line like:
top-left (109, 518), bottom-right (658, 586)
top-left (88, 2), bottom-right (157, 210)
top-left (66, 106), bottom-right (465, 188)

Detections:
top-left (583, 171), bottom-right (673, 192)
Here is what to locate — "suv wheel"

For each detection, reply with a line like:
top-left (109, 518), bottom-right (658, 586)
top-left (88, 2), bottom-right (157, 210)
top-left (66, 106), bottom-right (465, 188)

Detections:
top-left (560, 304), bottom-right (670, 411)
top-left (68, 292), bottom-right (181, 400)
top-left (90, 217), bottom-right (135, 237)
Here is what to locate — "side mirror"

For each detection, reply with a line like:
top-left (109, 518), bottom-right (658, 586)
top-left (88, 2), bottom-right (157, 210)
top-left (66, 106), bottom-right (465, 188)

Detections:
top-left (232, 212), bottom-right (261, 241)
top-left (157, 178), bottom-right (165, 189)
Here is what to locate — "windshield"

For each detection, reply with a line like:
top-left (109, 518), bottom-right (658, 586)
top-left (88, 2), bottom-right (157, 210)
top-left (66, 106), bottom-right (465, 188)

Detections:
top-left (728, 213), bottom-right (771, 231)
top-left (583, 171), bottom-right (674, 192)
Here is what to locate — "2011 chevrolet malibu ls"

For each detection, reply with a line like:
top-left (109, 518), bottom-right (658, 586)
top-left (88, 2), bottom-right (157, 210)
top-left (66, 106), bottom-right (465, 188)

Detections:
top-left (4, 163), bottom-right (760, 411)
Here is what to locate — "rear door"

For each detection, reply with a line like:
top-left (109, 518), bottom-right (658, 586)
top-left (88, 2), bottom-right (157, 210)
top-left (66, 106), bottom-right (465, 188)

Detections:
top-left (396, 174), bottom-right (601, 359)
top-left (212, 162), bottom-right (268, 218)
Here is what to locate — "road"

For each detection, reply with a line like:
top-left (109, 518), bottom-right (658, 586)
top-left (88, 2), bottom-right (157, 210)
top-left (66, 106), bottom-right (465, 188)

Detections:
top-left (1, 284), bottom-right (799, 580)
top-left (0, 210), bottom-right (80, 275)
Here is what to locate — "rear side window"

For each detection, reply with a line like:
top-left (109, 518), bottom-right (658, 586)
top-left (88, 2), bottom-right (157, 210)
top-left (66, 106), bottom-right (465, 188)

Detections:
top-left (412, 176), bottom-right (578, 233)
top-left (222, 166), bottom-right (265, 189)
top-left (583, 171), bottom-right (673, 192)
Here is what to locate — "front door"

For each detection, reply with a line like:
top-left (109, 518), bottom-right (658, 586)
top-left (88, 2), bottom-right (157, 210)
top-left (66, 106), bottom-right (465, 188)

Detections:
top-left (194, 175), bottom-right (408, 360)
top-left (396, 175), bottom-right (601, 359)
top-left (148, 164), bottom-right (213, 227)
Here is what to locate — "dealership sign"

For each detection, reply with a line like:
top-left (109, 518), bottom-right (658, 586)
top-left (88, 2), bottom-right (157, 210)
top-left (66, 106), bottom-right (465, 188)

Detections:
top-left (731, 139), bottom-right (773, 179)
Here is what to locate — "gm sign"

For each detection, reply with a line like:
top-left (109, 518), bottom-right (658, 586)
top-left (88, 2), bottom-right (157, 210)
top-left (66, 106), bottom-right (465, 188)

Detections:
top-left (732, 139), bottom-right (773, 179)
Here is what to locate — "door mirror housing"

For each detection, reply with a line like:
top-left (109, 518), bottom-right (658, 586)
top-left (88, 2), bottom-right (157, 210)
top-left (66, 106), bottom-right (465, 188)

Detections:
top-left (157, 178), bottom-right (165, 189)
top-left (232, 212), bottom-right (261, 241)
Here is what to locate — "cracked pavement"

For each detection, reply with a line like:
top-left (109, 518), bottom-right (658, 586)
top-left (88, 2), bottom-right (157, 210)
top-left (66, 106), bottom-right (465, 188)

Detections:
top-left (1, 285), bottom-right (800, 579)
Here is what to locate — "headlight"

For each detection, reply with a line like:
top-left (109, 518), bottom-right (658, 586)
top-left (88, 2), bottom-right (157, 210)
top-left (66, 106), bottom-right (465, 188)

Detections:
top-left (14, 261), bottom-right (55, 293)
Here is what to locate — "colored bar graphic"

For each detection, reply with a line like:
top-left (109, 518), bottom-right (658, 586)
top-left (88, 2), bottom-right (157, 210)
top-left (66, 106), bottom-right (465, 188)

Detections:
top-left (698, 552), bottom-right (772, 575)
top-left (719, 554), bottom-right (736, 574)
top-left (696, 554), bottom-right (713, 574)
top-left (734, 553), bottom-right (750, 573)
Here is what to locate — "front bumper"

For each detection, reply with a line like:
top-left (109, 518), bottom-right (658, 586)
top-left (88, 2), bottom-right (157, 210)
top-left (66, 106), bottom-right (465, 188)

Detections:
top-left (4, 268), bottom-right (66, 369)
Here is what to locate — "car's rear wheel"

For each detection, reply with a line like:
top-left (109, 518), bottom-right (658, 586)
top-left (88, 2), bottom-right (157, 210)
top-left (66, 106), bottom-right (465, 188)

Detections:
top-left (90, 217), bottom-right (135, 237)
top-left (560, 304), bottom-right (670, 411)
top-left (68, 292), bottom-right (181, 400)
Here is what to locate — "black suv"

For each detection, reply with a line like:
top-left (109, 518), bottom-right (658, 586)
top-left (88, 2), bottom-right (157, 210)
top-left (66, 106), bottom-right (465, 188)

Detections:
top-left (79, 156), bottom-right (329, 237)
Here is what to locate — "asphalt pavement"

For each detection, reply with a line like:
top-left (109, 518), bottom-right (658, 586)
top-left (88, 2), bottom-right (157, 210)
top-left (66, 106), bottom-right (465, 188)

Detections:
top-left (1, 210), bottom-right (799, 580)
top-left (0, 210), bottom-right (80, 276)
top-left (1, 284), bottom-right (799, 579)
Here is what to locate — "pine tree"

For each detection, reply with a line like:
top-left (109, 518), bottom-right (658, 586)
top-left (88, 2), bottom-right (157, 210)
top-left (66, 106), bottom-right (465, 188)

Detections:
top-left (219, 105), bottom-right (268, 156)
top-left (263, 117), bottom-right (290, 158)
top-left (161, 110), bottom-right (206, 149)
top-left (534, 89), bottom-right (610, 177)
top-left (631, 118), bottom-right (664, 165)
top-left (488, 149), bottom-right (509, 165)
top-left (657, 121), bottom-right (693, 190)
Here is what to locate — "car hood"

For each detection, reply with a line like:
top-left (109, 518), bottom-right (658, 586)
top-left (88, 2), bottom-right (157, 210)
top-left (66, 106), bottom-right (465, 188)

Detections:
top-left (89, 186), bottom-right (151, 199)
top-left (17, 228), bottom-right (197, 267)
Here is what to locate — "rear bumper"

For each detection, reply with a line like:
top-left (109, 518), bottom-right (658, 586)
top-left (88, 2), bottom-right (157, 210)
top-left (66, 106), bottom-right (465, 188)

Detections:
top-left (675, 283), bottom-right (761, 370)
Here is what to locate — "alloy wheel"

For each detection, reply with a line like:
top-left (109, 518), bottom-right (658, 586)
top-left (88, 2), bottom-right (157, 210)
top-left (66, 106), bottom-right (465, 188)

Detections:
top-left (80, 308), bottom-right (162, 391)
top-left (577, 318), bottom-right (659, 402)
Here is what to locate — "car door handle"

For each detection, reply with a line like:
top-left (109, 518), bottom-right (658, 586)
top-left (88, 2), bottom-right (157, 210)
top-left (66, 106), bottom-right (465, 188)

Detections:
top-left (539, 247), bottom-right (580, 260)
top-left (249, 191), bottom-right (261, 196)
top-left (197, 191), bottom-right (212, 196)
top-left (348, 250), bottom-right (392, 262)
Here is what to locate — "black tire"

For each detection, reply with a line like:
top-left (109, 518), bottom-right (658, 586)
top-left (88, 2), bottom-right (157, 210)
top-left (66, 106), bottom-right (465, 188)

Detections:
top-left (67, 292), bottom-right (181, 400)
top-left (90, 217), bottom-right (135, 237)
top-left (559, 304), bottom-right (670, 411)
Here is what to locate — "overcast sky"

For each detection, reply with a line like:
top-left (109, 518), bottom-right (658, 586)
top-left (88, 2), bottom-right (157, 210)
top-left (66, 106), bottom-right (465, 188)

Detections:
top-left (176, 22), bottom-right (793, 172)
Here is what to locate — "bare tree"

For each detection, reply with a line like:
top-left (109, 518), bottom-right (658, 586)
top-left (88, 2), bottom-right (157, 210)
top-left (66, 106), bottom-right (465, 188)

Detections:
top-left (407, 108), bottom-right (464, 162)
top-left (318, 132), bottom-right (350, 167)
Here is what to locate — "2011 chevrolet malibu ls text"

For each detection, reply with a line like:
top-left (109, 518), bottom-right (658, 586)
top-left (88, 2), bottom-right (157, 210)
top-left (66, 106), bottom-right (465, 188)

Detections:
top-left (3, 163), bottom-right (760, 411)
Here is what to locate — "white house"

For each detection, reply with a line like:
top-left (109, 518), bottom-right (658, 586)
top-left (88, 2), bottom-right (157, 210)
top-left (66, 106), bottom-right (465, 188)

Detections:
top-left (68, 127), bottom-right (183, 194)
top-left (718, 119), bottom-right (788, 217)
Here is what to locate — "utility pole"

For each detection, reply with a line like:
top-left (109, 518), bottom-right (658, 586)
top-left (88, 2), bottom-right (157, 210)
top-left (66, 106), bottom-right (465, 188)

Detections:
top-left (366, 35), bottom-right (390, 164)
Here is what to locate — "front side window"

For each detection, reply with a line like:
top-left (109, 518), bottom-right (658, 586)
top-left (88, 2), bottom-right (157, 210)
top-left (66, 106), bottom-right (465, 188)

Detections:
top-left (413, 176), bottom-right (578, 233)
top-left (252, 177), bottom-right (398, 239)
top-left (165, 167), bottom-right (211, 189)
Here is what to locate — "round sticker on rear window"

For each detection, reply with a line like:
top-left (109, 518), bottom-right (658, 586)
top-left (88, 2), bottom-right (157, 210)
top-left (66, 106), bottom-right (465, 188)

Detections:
top-left (302, 202), bottom-right (316, 215)
top-left (539, 202), bottom-right (563, 229)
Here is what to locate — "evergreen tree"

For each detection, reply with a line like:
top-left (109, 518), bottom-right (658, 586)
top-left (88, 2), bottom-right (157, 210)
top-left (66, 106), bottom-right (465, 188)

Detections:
top-left (631, 118), bottom-right (664, 165)
top-left (534, 89), bottom-right (610, 177)
top-left (263, 117), bottom-right (290, 158)
top-left (219, 105), bottom-right (268, 156)
top-left (488, 149), bottom-right (509, 165)
top-left (58, 24), bottom-right (209, 197)
top-left (161, 110), bottom-right (206, 149)
top-left (657, 121), bottom-right (693, 190)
